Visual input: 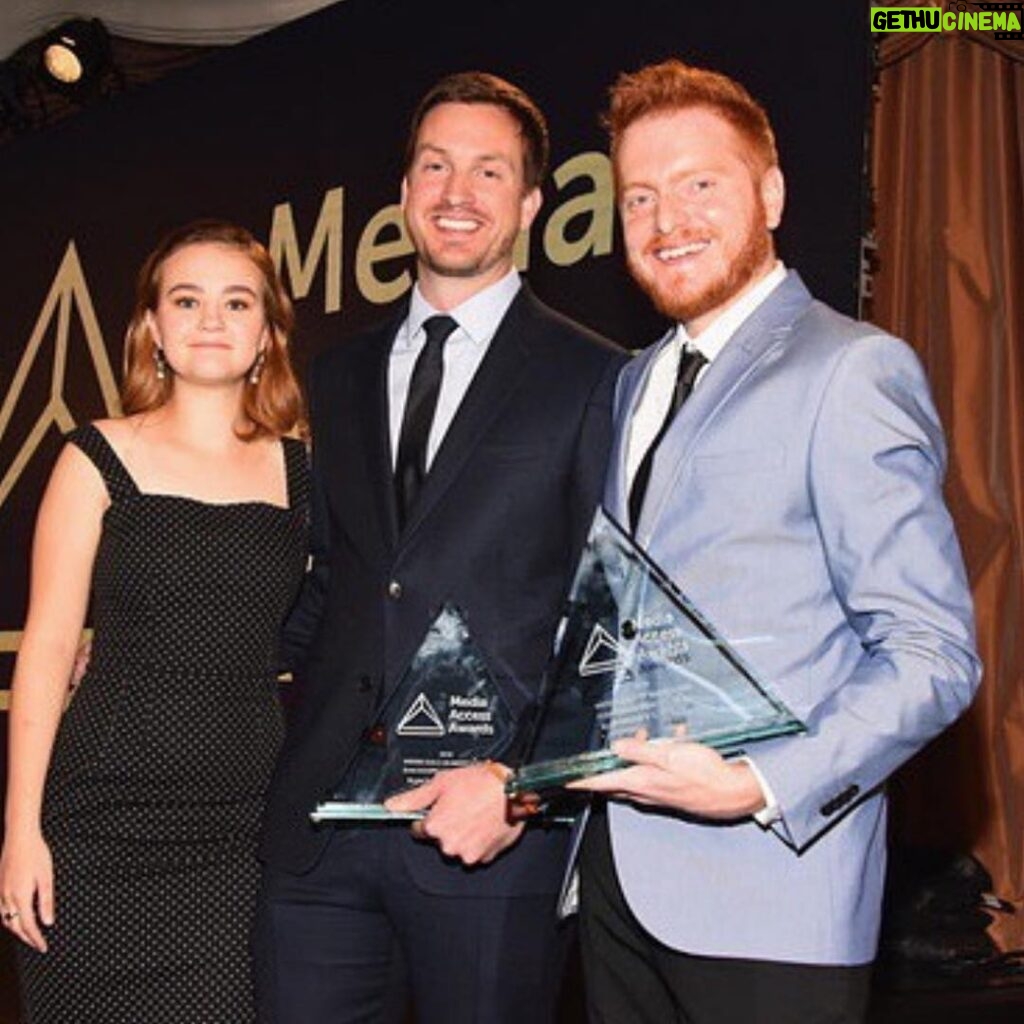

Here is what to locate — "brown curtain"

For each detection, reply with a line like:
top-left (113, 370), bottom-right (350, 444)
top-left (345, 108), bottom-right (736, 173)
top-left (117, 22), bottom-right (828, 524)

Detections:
top-left (871, 31), bottom-right (1024, 950)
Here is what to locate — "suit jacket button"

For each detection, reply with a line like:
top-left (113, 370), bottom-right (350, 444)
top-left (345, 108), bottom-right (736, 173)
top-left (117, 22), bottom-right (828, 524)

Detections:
top-left (387, 580), bottom-right (402, 600)
top-left (358, 674), bottom-right (373, 693)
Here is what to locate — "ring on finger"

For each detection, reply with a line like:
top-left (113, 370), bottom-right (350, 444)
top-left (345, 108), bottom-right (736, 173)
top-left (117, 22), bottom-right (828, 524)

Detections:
top-left (1, 910), bottom-right (19, 922)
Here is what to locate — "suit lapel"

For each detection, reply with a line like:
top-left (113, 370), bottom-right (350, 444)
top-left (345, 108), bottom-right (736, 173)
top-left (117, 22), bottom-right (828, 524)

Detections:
top-left (353, 311), bottom-right (404, 551)
top-left (636, 272), bottom-right (815, 542)
top-left (604, 330), bottom-right (674, 528)
top-left (396, 288), bottom-right (535, 547)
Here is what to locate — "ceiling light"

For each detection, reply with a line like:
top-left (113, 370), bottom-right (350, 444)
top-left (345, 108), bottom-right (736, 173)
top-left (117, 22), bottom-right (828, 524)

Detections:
top-left (40, 19), bottom-right (110, 89)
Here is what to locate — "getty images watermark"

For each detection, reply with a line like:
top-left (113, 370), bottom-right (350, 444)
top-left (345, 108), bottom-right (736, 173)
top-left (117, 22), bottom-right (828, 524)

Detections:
top-left (870, 2), bottom-right (1023, 37)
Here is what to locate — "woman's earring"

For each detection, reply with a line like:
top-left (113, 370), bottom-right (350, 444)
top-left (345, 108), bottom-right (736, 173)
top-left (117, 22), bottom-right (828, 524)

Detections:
top-left (154, 347), bottom-right (168, 381)
top-left (249, 350), bottom-right (266, 385)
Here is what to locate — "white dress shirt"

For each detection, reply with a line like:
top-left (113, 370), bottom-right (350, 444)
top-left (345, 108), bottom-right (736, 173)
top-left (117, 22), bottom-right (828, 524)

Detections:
top-left (625, 262), bottom-right (788, 491)
top-left (388, 269), bottom-right (521, 468)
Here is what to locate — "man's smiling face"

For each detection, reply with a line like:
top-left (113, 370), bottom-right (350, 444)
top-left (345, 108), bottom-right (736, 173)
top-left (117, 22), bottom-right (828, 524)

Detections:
top-left (402, 101), bottom-right (541, 292)
top-left (616, 105), bottom-right (783, 335)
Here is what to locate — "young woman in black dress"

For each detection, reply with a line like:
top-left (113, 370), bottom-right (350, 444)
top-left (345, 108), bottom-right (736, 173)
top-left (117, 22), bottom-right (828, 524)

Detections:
top-left (0, 221), bottom-right (308, 1022)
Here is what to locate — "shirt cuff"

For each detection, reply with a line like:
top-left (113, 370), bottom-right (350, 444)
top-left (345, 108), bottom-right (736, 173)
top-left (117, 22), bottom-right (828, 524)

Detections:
top-left (737, 756), bottom-right (782, 827)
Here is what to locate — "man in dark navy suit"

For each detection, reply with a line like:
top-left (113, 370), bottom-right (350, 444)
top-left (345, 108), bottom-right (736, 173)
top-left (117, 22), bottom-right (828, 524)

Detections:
top-left (256, 72), bottom-right (623, 1024)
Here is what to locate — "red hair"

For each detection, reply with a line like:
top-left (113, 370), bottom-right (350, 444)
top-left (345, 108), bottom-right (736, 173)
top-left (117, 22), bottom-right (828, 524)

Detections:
top-left (606, 59), bottom-right (778, 173)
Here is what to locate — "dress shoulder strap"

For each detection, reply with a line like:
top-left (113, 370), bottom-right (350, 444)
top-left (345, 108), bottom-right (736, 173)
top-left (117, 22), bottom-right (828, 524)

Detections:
top-left (282, 437), bottom-right (310, 511)
top-left (64, 423), bottom-right (140, 502)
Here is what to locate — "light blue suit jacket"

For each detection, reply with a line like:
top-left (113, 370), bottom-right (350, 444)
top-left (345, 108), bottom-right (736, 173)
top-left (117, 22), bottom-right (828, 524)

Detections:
top-left (603, 271), bottom-right (980, 965)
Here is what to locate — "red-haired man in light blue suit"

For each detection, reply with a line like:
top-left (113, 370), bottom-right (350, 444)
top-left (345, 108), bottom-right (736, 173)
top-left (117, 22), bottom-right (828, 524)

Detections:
top-left (571, 59), bottom-right (981, 1024)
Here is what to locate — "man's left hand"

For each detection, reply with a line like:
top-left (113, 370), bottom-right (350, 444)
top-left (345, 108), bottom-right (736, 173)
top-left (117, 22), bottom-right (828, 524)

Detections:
top-left (567, 737), bottom-right (767, 820)
top-left (384, 763), bottom-right (525, 865)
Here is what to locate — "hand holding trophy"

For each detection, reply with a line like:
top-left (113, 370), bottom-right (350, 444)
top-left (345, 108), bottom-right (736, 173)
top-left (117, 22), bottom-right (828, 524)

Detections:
top-left (507, 509), bottom-right (805, 800)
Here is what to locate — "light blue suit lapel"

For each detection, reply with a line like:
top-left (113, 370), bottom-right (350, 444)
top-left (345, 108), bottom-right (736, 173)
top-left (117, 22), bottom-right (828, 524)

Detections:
top-left (635, 272), bottom-right (815, 544)
top-left (604, 329), bottom-right (675, 527)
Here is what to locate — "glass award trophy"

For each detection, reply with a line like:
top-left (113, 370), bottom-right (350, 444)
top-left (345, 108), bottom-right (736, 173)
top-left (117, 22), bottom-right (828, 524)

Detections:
top-left (507, 509), bottom-right (805, 796)
top-left (312, 604), bottom-right (523, 822)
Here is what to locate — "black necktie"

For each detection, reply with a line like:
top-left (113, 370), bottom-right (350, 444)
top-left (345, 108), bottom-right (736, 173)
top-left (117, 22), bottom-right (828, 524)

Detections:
top-left (395, 315), bottom-right (458, 530)
top-left (628, 346), bottom-right (708, 532)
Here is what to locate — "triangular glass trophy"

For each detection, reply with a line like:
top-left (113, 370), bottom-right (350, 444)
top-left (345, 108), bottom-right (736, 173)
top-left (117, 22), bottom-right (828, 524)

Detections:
top-left (312, 604), bottom-right (524, 822)
top-left (507, 508), bottom-right (805, 796)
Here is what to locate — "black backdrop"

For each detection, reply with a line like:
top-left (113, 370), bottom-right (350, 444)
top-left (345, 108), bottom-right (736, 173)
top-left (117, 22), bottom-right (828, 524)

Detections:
top-left (0, 0), bottom-right (870, 698)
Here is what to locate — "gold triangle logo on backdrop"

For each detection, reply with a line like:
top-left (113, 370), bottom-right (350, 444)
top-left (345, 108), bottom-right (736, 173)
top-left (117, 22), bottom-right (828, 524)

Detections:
top-left (0, 240), bottom-right (121, 510)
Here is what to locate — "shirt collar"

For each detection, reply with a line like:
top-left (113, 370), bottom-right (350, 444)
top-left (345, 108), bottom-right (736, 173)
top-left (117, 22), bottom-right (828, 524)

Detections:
top-left (400, 268), bottom-right (522, 350)
top-left (676, 261), bottom-right (787, 361)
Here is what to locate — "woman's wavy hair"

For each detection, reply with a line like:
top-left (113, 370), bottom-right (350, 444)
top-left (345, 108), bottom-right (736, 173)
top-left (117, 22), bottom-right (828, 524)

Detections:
top-left (121, 220), bottom-right (306, 440)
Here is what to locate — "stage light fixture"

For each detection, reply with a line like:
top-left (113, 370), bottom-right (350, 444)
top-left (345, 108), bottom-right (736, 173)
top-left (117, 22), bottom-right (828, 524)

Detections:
top-left (40, 18), bottom-right (111, 89)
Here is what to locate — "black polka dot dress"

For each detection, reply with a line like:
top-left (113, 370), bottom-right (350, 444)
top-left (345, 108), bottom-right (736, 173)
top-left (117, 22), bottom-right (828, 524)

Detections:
top-left (18, 424), bottom-right (308, 1023)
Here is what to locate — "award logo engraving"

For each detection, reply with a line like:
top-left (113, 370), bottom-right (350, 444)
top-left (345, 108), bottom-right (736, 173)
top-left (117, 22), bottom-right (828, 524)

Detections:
top-left (579, 623), bottom-right (625, 676)
top-left (396, 693), bottom-right (446, 737)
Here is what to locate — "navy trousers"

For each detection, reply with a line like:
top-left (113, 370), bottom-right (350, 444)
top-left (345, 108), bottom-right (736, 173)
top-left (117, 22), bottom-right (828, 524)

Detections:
top-left (254, 829), bottom-right (571, 1024)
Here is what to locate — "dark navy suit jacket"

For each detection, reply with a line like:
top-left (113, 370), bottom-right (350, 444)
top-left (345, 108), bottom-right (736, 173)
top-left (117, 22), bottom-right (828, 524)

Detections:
top-left (260, 285), bottom-right (624, 898)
